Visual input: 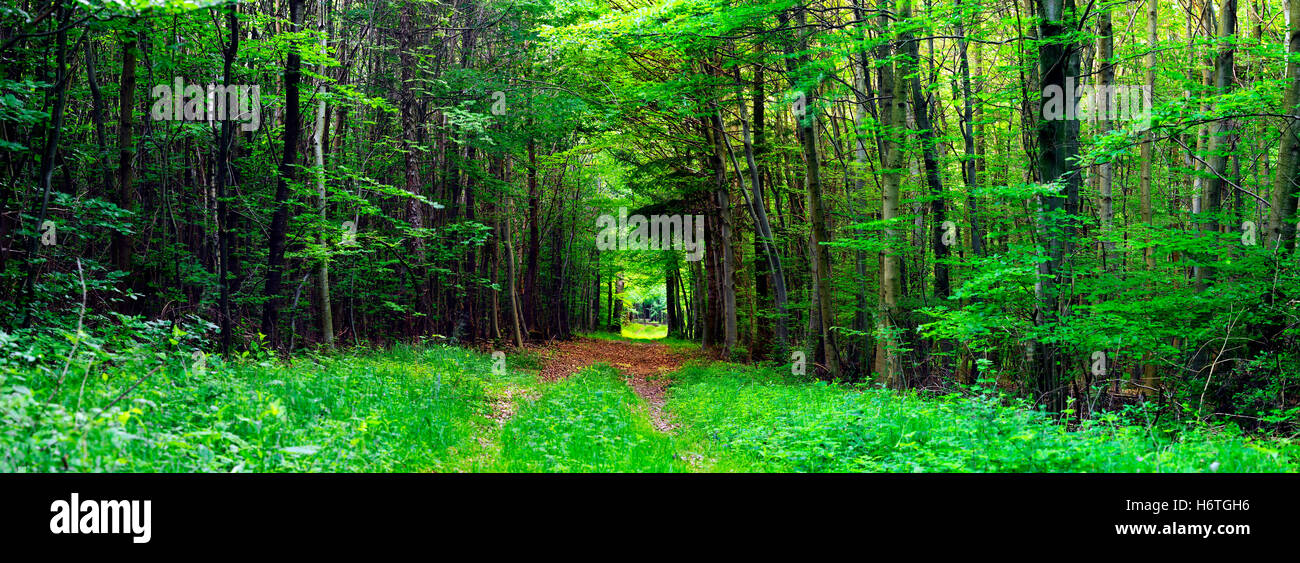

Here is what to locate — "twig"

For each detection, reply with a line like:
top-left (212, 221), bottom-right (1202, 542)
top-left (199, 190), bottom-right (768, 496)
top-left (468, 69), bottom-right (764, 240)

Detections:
top-left (1199, 309), bottom-right (1242, 418)
top-left (100, 365), bottom-right (162, 415)
top-left (52, 258), bottom-right (87, 399)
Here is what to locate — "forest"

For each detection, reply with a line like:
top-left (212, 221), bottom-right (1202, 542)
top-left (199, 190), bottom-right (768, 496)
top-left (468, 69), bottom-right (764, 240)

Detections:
top-left (1, 0), bottom-right (1299, 473)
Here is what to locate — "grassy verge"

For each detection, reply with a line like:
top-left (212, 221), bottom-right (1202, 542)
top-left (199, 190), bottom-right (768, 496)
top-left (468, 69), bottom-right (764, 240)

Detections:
top-left (586, 324), bottom-right (697, 356)
top-left (0, 342), bottom-right (521, 472)
top-left (667, 362), bottom-right (1300, 473)
top-left (493, 364), bottom-right (685, 472)
top-left (620, 323), bottom-right (668, 340)
top-left (14, 323), bottom-right (1291, 474)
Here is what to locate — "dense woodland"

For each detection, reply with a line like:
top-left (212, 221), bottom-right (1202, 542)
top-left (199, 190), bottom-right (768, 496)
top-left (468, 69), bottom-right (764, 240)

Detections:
top-left (3, 0), bottom-right (1300, 463)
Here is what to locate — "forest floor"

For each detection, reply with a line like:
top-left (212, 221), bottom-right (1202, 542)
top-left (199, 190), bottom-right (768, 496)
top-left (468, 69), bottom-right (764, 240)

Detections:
top-left (6, 325), bottom-right (1298, 472)
top-left (479, 326), bottom-right (1300, 473)
top-left (536, 336), bottom-right (693, 432)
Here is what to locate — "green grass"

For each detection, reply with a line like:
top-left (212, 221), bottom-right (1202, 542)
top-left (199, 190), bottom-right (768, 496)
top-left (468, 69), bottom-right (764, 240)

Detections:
top-left (0, 343), bottom-right (520, 472)
top-left (587, 323), bottom-right (667, 341)
top-left (9, 324), bottom-right (1296, 473)
top-left (585, 324), bottom-right (696, 355)
top-left (667, 362), bottom-right (1300, 473)
top-left (620, 322), bottom-right (667, 340)
top-left (492, 364), bottom-right (686, 472)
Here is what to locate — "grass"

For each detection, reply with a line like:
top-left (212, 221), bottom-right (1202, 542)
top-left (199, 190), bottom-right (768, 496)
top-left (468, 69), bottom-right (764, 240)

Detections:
top-left (620, 322), bottom-right (667, 340)
top-left (0, 342), bottom-right (518, 472)
top-left (667, 362), bottom-right (1300, 473)
top-left (492, 364), bottom-right (685, 472)
top-left (587, 323), bottom-right (667, 341)
top-left (586, 323), bottom-right (697, 356)
top-left (7, 322), bottom-right (1296, 473)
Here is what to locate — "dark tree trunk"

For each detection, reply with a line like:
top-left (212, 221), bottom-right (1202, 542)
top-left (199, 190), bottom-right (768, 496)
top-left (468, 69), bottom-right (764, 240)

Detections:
top-left (261, 0), bottom-right (305, 347)
top-left (216, 2), bottom-right (240, 355)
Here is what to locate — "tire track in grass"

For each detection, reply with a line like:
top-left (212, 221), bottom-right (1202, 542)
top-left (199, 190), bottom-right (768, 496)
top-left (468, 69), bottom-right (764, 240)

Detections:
top-left (497, 364), bottom-right (685, 472)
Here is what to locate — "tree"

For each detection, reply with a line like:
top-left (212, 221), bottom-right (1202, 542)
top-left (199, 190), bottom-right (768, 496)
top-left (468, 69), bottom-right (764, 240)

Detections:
top-left (314, 0), bottom-right (334, 349)
top-left (1033, 0), bottom-right (1081, 411)
top-left (261, 0), bottom-right (306, 347)
top-left (874, 0), bottom-right (908, 387)
top-left (216, 1), bottom-right (239, 354)
top-left (792, 4), bottom-right (842, 379)
top-left (1267, 0), bottom-right (1300, 251)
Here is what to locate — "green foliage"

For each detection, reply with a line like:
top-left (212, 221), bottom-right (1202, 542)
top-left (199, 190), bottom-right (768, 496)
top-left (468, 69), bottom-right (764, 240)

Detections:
top-left (0, 329), bottom-right (509, 471)
top-left (620, 322), bottom-right (667, 340)
top-left (668, 362), bottom-right (1299, 473)
top-left (495, 365), bottom-right (684, 472)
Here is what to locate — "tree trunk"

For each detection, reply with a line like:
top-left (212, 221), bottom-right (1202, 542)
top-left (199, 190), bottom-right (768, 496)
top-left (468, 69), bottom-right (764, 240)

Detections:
top-left (504, 195), bottom-right (525, 348)
top-left (1097, 7), bottom-right (1116, 267)
top-left (216, 2), bottom-right (239, 355)
top-left (1200, 0), bottom-right (1237, 284)
top-left (1267, 0), bottom-right (1300, 251)
top-left (874, 0), bottom-right (908, 387)
top-left (261, 0), bottom-right (305, 347)
top-left (722, 72), bottom-right (788, 359)
top-left (19, 2), bottom-right (72, 327)
top-left (399, 1), bottom-right (429, 336)
top-left (1033, 0), bottom-right (1081, 411)
top-left (1268, 0), bottom-right (1300, 249)
top-left (524, 136), bottom-right (540, 333)
top-left (907, 11), bottom-right (948, 300)
top-left (956, 0), bottom-right (986, 257)
top-left (113, 29), bottom-right (138, 281)
top-left (314, 0), bottom-right (334, 348)
top-left (793, 5), bottom-right (842, 379)
top-left (712, 110), bottom-right (737, 356)
top-left (1141, 0), bottom-right (1157, 270)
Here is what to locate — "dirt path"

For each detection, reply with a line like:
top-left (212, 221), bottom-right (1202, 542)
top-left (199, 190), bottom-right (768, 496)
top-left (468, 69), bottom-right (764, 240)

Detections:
top-left (538, 337), bottom-right (689, 432)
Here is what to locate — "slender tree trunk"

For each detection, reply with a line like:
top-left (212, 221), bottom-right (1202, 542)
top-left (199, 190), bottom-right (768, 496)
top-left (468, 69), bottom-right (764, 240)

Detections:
top-left (956, 0), bottom-right (985, 257)
top-left (723, 72), bottom-right (789, 358)
top-left (715, 111), bottom-right (737, 357)
top-left (113, 28), bottom-right (138, 280)
top-left (398, 0), bottom-right (429, 337)
top-left (19, 2), bottom-right (73, 327)
top-left (216, 2), bottom-right (240, 355)
top-left (850, 5), bottom-right (875, 372)
top-left (906, 15), bottom-right (948, 300)
top-left (524, 136), bottom-right (540, 333)
top-left (1190, 2), bottom-right (1213, 282)
top-left (315, 0), bottom-right (334, 348)
top-left (792, 5), bottom-right (842, 379)
top-left (504, 195), bottom-right (525, 348)
top-left (613, 273), bottom-right (625, 330)
top-left (1141, 0), bottom-right (1157, 270)
top-left (84, 40), bottom-right (110, 196)
top-left (1097, 7), bottom-right (1116, 267)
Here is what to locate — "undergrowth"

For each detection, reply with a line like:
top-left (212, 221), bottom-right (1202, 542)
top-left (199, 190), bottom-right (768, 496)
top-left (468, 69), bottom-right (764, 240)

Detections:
top-left (0, 323), bottom-right (512, 472)
top-left (494, 364), bottom-right (684, 472)
top-left (668, 362), bottom-right (1300, 473)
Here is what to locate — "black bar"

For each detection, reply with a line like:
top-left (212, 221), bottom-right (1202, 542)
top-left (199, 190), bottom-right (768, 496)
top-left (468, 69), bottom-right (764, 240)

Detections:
top-left (1, 473), bottom-right (1288, 552)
